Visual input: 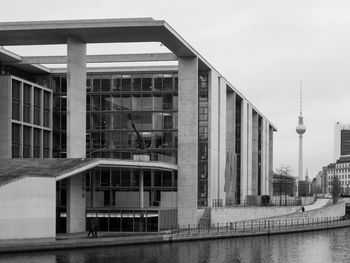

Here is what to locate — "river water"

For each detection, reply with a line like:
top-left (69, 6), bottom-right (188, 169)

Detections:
top-left (1, 227), bottom-right (350, 263)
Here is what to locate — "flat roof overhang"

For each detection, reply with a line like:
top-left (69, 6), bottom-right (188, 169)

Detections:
top-left (56, 158), bottom-right (178, 181)
top-left (0, 18), bottom-right (196, 57)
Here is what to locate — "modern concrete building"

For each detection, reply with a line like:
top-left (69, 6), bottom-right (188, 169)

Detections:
top-left (0, 18), bottom-right (276, 239)
top-left (334, 122), bottom-right (350, 161)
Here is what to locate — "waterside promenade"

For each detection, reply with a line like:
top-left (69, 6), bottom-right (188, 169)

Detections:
top-left (1, 215), bottom-right (350, 253)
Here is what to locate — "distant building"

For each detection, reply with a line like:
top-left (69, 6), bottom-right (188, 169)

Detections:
top-left (334, 123), bottom-right (350, 161)
top-left (326, 156), bottom-right (350, 194)
top-left (272, 173), bottom-right (296, 196)
top-left (313, 170), bottom-right (326, 194)
top-left (298, 178), bottom-right (311, 197)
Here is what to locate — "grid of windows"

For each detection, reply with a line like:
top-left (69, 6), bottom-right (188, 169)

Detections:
top-left (10, 77), bottom-right (52, 158)
top-left (198, 73), bottom-right (209, 207)
top-left (53, 73), bottom-right (178, 163)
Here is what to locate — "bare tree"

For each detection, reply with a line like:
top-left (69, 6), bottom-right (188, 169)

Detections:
top-left (275, 164), bottom-right (292, 177)
top-left (331, 176), bottom-right (342, 204)
top-left (275, 164), bottom-right (293, 204)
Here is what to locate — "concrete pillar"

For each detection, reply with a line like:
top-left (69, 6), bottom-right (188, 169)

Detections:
top-left (208, 70), bottom-right (219, 205)
top-left (0, 76), bottom-right (12, 158)
top-left (177, 56), bottom-right (198, 226)
top-left (67, 173), bottom-right (86, 233)
top-left (140, 170), bottom-right (144, 208)
top-left (247, 105), bottom-right (253, 195)
top-left (225, 91), bottom-right (236, 202)
top-left (269, 126), bottom-right (274, 195)
top-left (263, 120), bottom-right (270, 195)
top-left (66, 37), bottom-right (87, 233)
top-left (66, 36), bottom-right (86, 158)
top-left (218, 77), bottom-right (226, 205)
top-left (252, 112), bottom-right (259, 195)
top-left (240, 100), bottom-right (248, 201)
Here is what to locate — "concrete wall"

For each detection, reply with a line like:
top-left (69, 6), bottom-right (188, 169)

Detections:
top-left (0, 177), bottom-right (55, 240)
top-left (274, 201), bottom-right (345, 221)
top-left (67, 174), bottom-right (86, 233)
top-left (177, 56), bottom-right (198, 226)
top-left (160, 192), bottom-right (177, 208)
top-left (0, 75), bottom-right (11, 158)
top-left (113, 192), bottom-right (150, 208)
top-left (211, 206), bottom-right (300, 224)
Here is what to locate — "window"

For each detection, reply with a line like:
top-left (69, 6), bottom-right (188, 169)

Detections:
top-left (33, 128), bottom-right (41, 158)
top-left (12, 124), bottom-right (20, 158)
top-left (23, 84), bottom-right (31, 123)
top-left (23, 126), bottom-right (31, 158)
top-left (34, 88), bottom-right (41, 125)
top-left (43, 91), bottom-right (50, 127)
top-left (12, 79), bottom-right (21, 121)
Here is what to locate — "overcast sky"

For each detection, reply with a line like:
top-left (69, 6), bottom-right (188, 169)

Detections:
top-left (2, 0), bottom-right (350, 178)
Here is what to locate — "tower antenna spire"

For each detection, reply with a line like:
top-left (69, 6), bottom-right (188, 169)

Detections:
top-left (300, 80), bottom-right (303, 116)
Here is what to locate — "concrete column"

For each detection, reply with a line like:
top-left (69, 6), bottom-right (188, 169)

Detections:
top-left (177, 56), bottom-right (198, 226)
top-left (268, 126), bottom-right (274, 195)
top-left (264, 120), bottom-right (270, 195)
top-left (0, 76), bottom-right (12, 158)
top-left (260, 120), bottom-right (266, 195)
top-left (226, 92), bottom-right (236, 153)
top-left (66, 36), bottom-right (86, 158)
top-left (252, 112), bottom-right (259, 195)
top-left (218, 77), bottom-right (226, 205)
top-left (247, 105), bottom-right (253, 195)
top-left (208, 70), bottom-right (219, 205)
top-left (225, 91), bottom-right (236, 202)
top-left (67, 173), bottom-right (86, 233)
top-left (140, 170), bottom-right (144, 208)
top-left (240, 100), bottom-right (248, 201)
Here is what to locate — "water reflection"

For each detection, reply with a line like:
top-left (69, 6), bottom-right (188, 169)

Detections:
top-left (1, 227), bottom-right (350, 263)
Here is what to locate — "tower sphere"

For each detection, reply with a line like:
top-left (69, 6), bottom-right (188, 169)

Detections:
top-left (296, 124), bottom-right (306, 134)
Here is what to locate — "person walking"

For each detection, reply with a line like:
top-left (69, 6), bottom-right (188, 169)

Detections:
top-left (87, 220), bottom-right (94, 238)
top-left (93, 217), bottom-right (98, 237)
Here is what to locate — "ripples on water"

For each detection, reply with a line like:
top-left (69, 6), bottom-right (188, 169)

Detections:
top-left (1, 227), bottom-right (350, 263)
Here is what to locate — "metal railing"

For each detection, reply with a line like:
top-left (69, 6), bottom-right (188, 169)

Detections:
top-left (212, 198), bottom-right (302, 208)
top-left (172, 216), bottom-right (349, 238)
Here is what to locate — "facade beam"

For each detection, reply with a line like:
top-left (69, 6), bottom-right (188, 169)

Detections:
top-left (17, 53), bottom-right (177, 64)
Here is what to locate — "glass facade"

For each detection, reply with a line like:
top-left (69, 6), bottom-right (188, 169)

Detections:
top-left (56, 167), bottom-right (177, 233)
top-left (10, 77), bottom-right (52, 158)
top-left (198, 73), bottom-right (209, 207)
top-left (53, 73), bottom-right (178, 163)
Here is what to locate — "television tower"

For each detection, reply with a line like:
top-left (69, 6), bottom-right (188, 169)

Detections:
top-left (296, 81), bottom-right (306, 197)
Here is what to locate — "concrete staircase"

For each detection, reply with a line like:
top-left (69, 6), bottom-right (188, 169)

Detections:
top-left (199, 208), bottom-right (211, 228)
